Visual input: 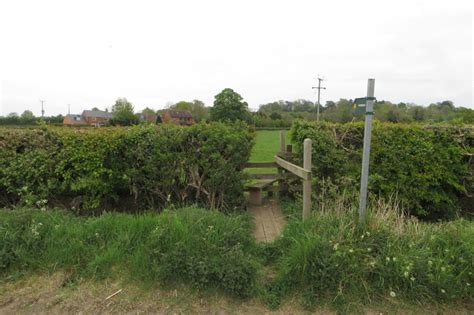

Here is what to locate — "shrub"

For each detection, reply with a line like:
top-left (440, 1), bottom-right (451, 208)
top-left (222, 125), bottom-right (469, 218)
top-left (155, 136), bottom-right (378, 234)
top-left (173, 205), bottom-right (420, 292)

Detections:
top-left (0, 122), bottom-right (254, 211)
top-left (291, 121), bottom-right (473, 219)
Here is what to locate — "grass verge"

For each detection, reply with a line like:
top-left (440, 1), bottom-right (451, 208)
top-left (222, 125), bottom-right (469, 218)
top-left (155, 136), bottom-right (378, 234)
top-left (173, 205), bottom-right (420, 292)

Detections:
top-left (1, 203), bottom-right (472, 312)
top-left (0, 207), bottom-right (259, 298)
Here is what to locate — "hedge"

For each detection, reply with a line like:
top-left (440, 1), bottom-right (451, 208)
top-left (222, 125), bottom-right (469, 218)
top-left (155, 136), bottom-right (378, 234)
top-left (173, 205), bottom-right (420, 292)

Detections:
top-left (291, 121), bottom-right (473, 219)
top-left (0, 123), bottom-right (254, 212)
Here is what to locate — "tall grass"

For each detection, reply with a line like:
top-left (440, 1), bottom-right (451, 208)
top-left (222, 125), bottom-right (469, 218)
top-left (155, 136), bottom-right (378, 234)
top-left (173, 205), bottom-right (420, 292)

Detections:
top-left (1, 202), bottom-right (472, 310)
top-left (269, 198), bottom-right (473, 309)
top-left (0, 207), bottom-right (259, 297)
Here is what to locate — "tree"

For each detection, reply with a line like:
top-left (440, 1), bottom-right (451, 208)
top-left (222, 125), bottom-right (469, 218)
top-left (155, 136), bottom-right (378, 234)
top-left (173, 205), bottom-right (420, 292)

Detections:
top-left (141, 107), bottom-right (156, 115)
top-left (209, 88), bottom-right (252, 123)
top-left (321, 99), bottom-right (354, 122)
top-left (269, 112), bottom-right (282, 120)
top-left (169, 100), bottom-right (209, 122)
top-left (21, 110), bottom-right (34, 120)
top-left (111, 98), bottom-right (138, 126)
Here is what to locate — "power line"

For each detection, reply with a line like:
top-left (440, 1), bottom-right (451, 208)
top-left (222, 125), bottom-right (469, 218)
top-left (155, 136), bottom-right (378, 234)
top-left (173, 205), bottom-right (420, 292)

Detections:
top-left (312, 76), bottom-right (326, 121)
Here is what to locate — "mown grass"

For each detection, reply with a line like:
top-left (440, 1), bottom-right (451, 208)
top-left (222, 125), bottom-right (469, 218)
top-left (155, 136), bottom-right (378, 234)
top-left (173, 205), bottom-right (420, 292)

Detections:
top-left (1, 204), bottom-right (472, 312)
top-left (248, 130), bottom-right (291, 174)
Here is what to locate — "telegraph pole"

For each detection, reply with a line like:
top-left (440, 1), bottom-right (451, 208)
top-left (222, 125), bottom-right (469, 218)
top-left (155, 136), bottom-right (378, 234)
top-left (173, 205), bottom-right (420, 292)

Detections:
top-left (39, 100), bottom-right (46, 117)
top-left (68, 104), bottom-right (71, 115)
top-left (312, 76), bottom-right (326, 121)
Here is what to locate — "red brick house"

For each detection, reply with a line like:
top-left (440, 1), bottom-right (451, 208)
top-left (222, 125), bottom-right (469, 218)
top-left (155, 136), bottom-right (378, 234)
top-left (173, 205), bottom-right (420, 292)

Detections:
top-left (136, 112), bottom-right (158, 123)
top-left (63, 109), bottom-right (113, 127)
top-left (162, 110), bottom-right (194, 125)
top-left (63, 114), bottom-right (87, 126)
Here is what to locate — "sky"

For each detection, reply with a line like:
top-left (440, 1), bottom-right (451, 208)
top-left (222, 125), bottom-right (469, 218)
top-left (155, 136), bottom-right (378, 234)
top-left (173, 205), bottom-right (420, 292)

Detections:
top-left (0, 0), bottom-right (472, 116)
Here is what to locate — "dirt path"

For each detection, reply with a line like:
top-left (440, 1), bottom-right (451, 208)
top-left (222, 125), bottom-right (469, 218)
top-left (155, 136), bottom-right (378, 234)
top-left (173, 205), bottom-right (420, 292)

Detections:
top-left (248, 199), bottom-right (286, 242)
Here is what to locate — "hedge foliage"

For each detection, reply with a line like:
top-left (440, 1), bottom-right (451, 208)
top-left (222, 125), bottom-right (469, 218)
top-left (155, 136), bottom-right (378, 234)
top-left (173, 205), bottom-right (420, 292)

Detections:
top-left (291, 121), bottom-right (473, 219)
top-left (0, 123), bottom-right (253, 211)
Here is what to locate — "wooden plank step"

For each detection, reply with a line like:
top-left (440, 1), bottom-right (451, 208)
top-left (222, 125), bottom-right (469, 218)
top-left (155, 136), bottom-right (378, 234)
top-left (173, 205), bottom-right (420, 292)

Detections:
top-left (248, 173), bottom-right (281, 180)
top-left (244, 162), bottom-right (278, 168)
top-left (247, 179), bottom-right (278, 189)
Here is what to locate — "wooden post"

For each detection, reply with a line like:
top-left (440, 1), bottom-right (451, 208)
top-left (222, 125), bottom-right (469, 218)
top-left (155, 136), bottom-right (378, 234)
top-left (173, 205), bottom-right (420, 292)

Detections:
top-left (278, 132), bottom-right (286, 195)
top-left (279, 130), bottom-right (286, 154)
top-left (303, 138), bottom-right (312, 220)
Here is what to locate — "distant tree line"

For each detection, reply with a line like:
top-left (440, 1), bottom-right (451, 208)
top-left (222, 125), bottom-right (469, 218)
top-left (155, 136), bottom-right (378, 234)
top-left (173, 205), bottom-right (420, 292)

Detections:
top-left (0, 110), bottom-right (64, 125)
top-left (1, 90), bottom-right (472, 126)
top-left (255, 99), bottom-right (474, 127)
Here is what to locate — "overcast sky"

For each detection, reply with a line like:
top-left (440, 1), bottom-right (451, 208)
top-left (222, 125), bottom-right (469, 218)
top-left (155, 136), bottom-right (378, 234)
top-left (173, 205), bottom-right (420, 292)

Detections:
top-left (0, 0), bottom-right (472, 116)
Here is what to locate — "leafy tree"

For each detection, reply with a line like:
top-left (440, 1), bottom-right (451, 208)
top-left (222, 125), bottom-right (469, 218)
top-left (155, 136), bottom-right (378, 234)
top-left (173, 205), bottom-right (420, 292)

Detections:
top-left (169, 100), bottom-right (209, 122)
top-left (322, 99), bottom-right (354, 122)
top-left (8, 112), bottom-right (18, 118)
top-left (141, 107), bottom-right (156, 115)
top-left (111, 98), bottom-right (139, 126)
top-left (209, 89), bottom-right (252, 123)
top-left (269, 112), bottom-right (282, 120)
top-left (21, 110), bottom-right (34, 120)
top-left (325, 101), bottom-right (336, 109)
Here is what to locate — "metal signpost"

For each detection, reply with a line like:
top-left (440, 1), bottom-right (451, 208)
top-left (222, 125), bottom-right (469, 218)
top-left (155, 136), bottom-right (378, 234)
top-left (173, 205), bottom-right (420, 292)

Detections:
top-left (357, 79), bottom-right (375, 225)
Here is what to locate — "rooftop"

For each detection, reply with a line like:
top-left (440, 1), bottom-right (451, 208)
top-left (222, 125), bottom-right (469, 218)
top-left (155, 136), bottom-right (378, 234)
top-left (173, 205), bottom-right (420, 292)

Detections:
top-left (168, 110), bottom-right (192, 118)
top-left (82, 110), bottom-right (113, 119)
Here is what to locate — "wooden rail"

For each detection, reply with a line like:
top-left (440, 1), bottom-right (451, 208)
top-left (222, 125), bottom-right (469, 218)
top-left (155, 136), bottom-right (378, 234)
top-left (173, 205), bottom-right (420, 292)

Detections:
top-left (277, 130), bottom-right (312, 220)
top-left (244, 162), bottom-right (278, 168)
top-left (248, 173), bottom-right (281, 180)
top-left (274, 156), bottom-right (310, 180)
top-left (244, 130), bottom-right (312, 220)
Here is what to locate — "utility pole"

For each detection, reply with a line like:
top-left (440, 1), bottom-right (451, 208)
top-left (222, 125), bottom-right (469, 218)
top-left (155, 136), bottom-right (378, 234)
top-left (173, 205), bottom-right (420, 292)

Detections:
top-left (358, 78), bottom-right (376, 225)
top-left (68, 104), bottom-right (70, 115)
top-left (312, 76), bottom-right (326, 122)
top-left (39, 100), bottom-right (46, 117)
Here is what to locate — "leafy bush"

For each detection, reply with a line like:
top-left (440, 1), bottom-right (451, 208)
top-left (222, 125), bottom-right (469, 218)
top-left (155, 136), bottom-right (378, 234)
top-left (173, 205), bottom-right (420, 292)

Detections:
top-left (291, 121), bottom-right (473, 219)
top-left (0, 122), bottom-right (254, 211)
top-left (0, 207), bottom-right (260, 297)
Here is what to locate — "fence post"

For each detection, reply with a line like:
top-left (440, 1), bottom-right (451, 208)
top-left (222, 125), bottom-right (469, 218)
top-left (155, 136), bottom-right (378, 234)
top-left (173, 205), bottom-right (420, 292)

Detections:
top-left (279, 130), bottom-right (286, 154)
top-left (303, 138), bottom-right (312, 220)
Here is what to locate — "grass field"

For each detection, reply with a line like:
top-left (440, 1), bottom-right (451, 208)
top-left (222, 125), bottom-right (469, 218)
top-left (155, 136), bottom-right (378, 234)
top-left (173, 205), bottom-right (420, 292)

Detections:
top-left (248, 130), bottom-right (291, 174)
top-left (250, 130), bottom-right (290, 162)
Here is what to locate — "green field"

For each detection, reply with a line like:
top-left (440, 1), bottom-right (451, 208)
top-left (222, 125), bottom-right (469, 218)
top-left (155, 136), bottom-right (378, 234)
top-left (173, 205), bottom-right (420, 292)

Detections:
top-left (248, 130), bottom-right (290, 174)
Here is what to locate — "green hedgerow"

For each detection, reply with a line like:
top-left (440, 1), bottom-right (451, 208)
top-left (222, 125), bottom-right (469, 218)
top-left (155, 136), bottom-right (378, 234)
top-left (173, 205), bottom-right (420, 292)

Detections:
top-left (291, 120), bottom-right (473, 219)
top-left (0, 122), bottom-right (254, 212)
